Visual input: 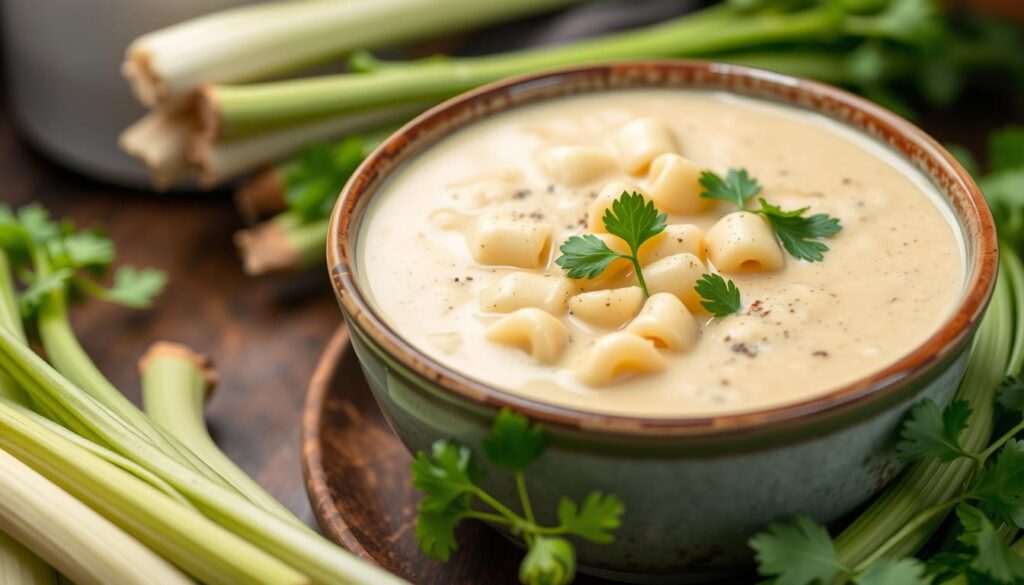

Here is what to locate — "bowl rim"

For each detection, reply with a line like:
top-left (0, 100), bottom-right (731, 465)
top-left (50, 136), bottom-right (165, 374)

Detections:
top-left (327, 60), bottom-right (997, 439)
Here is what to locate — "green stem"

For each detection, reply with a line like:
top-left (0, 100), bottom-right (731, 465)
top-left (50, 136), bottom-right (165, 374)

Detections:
top-left (850, 500), bottom-right (959, 574)
top-left (629, 255), bottom-right (650, 299)
top-left (462, 511), bottom-right (515, 526)
top-left (516, 472), bottom-right (536, 525)
top-left (978, 418), bottom-right (1024, 463)
top-left (1002, 242), bottom-right (1024, 375)
top-left (30, 252), bottom-right (231, 487)
top-left (0, 329), bottom-right (404, 584)
top-left (235, 212), bottom-right (328, 276)
top-left (472, 487), bottom-right (526, 525)
top-left (140, 343), bottom-right (306, 527)
top-left (210, 5), bottom-right (841, 137)
top-left (834, 246), bottom-right (1016, 567)
top-left (0, 401), bottom-right (308, 585)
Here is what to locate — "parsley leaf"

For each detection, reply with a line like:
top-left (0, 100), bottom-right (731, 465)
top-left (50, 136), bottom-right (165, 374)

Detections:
top-left (410, 440), bottom-right (480, 514)
top-left (602, 191), bottom-right (666, 251)
top-left (18, 268), bottom-right (74, 317)
top-left (967, 439), bottom-right (1024, 528)
top-left (556, 492), bottom-right (624, 544)
top-left (855, 558), bottom-right (929, 585)
top-left (989, 126), bottom-right (1024, 174)
top-left (699, 169), bottom-right (761, 210)
top-left (519, 536), bottom-right (575, 585)
top-left (100, 267), bottom-right (168, 309)
top-left (555, 191), bottom-right (664, 297)
top-left (415, 497), bottom-right (469, 562)
top-left (896, 399), bottom-right (973, 462)
top-left (694, 273), bottom-right (742, 317)
top-left (16, 204), bottom-right (60, 244)
top-left (555, 235), bottom-right (624, 279)
top-left (998, 375), bottom-right (1024, 412)
top-left (749, 515), bottom-right (846, 585)
top-left (52, 230), bottom-right (116, 273)
top-left (956, 503), bottom-right (1024, 583)
top-left (285, 136), bottom-right (371, 221)
top-left (758, 199), bottom-right (842, 263)
top-left (482, 408), bottom-right (545, 473)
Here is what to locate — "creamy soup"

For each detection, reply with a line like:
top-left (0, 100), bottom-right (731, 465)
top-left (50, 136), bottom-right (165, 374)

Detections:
top-left (358, 90), bottom-right (964, 417)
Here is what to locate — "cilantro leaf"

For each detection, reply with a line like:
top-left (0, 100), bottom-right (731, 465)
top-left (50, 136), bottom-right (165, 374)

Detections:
top-left (415, 497), bottom-right (468, 562)
top-left (855, 558), bottom-right (929, 585)
top-left (989, 127), bottom-right (1024, 173)
top-left (410, 440), bottom-right (480, 514)
top-left (749, 515), bottom-right (847, 585)
top-left (555, 234), bottom-right (624, 280)
top-left (896, 399), bottom-right (973, 462)
top-left (998, 376), bottom-right (1024, 412)
top-left (967, 439), bottom-right (1024, 528)
top-left (694, 273), bottom-right (741, 317)
top-left (956, 503), bottom-right (1024, 583)
top-left (758, 199), bottom-right (842, 262)
top-left (519, 536), bottom-right (575, 585)
top-left (98, 267), bottom-right (167, 309)
top-left (699, 169), bottom-right (761, 210)
top-left (481, 408), bottom-right (545, 473)
top-left (602, 191), bottom-right (666, 254)
top-left (556, 492), bottom-right (624, 544)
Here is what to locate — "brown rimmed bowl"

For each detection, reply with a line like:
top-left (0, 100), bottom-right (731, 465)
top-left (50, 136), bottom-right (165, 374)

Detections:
top-left (326, 61), bottom-right (996, 582)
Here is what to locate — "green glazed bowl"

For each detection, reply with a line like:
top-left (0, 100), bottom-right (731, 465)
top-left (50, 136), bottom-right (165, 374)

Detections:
top-left (326, 61), bottom-right (997, 583)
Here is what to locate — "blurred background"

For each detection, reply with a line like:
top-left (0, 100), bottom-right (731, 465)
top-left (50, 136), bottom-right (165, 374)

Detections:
top-left (1, 0), bottom-right (1021, 526)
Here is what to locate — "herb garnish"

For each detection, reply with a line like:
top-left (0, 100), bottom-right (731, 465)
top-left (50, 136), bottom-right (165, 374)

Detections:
top-left (0, 204), bottom-right (167, 316)
top-left (411, 408), bottom-right (624, 585)
top-left (556, 191), bottom-right (665, 297)
top-left (694, 273), bottom-right (742, 318)
top-left (699, 169), bottom-right (842, 262)
top-left (751, 387), bottom-right (1024, 585)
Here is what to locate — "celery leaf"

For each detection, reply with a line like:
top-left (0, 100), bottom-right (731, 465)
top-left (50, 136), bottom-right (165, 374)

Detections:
top-left (557, 492), bottom-right (624, 544)
top-left (855, 558), bottom-right (929, 585)
top-left (896, 399), bottom-right (973, 462)
top-left (749, 515), bottom-right (847, 585)
top-left (482, 408), bottom-right (545, 472)
top-left (956, 503), bottom-right (1024, 583)
top-left (966, 439), bottom-right (1024, 528)
top-left (101, 266), bottom-right (168, 309)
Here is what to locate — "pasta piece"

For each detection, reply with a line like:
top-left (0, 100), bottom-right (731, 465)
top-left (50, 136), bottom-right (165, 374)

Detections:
top-left (485, 308), bottom-right (569, 364)
top-left (537, 145), bottom-right (617, 187)
top-left (608, 118), bottom-right (678, 174)
top-left (588, 181), bottom-right (648, 232)
top-left (646, 153), bottom-right (713, 214)
top-left (479, 272), bottom-right (577, 314)
top-left (643, 252), bottom-right (706, 313)
top-left (626, 293), bottom-right (699, 351)
top-left (706, 211), bottom-right (784, 273)
top-left (469, 212), bottom-right (552, 269)
top-left (568, 286), bottom-right (644, 329)
top-left (639, 224), bottom-right (706, 265)
top-left (573, 332), bottom-right (666, 386)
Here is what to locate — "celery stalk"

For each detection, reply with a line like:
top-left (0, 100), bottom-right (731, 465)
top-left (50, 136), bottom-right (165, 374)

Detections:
top-left (0, 251), bottom-right (28, 405)
top-left (235, 212), bottom-right (330, 276)
top-left (0, 531), bottom-right (54, 585)
top-left (206, 5), bottom-right (840, 138)
top-left (833, 248), bottom-right (1016, 568)
top-left (0, 402), bottom-right (310, 585)
top-left (0, 447), bottom-right (191, 585)
top-left (0, 327), bottom-right (405, 585)
top-left (140, 342), bottom-right (300, 524)
top-left (124, 0), bottom-right (588, 106)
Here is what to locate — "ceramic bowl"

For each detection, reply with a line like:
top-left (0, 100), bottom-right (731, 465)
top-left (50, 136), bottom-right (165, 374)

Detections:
top-left (326, 61), bottom-right (996, 583)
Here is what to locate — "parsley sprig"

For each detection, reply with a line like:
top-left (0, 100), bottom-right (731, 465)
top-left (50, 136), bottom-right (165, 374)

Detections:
top-left (556, 191), bottom-right (665, 297)
top-left (751, 378), bottom-right (1024, 585)
top-left (0, 204), bottom-right (167, 317)
top-left (699, 168), bottom-right (842, 262)
top-left (694, 273), bottom-right (741, 318)
top-left (411, 409), bottom-right (624, 585)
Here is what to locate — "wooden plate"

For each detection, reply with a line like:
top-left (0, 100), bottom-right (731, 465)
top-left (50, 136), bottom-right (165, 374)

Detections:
top-left (302, 326), bottom-right (616, 584)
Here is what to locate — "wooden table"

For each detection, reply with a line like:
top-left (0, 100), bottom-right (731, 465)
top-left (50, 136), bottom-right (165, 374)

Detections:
top-left (4, 86), bottom-right (1021, 539)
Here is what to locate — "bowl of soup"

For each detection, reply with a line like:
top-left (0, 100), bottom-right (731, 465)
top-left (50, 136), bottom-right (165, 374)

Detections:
top-left (326, 61), bottom-right (995, 581)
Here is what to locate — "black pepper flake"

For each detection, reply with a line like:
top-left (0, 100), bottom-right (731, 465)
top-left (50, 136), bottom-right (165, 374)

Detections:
top-left (731, 343), bottom-right (758, 358)
top-left (812, 350), bottom-right (829, 358)
top-left (513, 189), bottom-right (531, 199)
top-left (546, 184), bottom-right (555, 193)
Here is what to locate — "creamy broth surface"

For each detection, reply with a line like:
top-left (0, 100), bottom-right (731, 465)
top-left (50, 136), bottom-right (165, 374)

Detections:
top-left (358, 90), bottom-right (964, 417)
